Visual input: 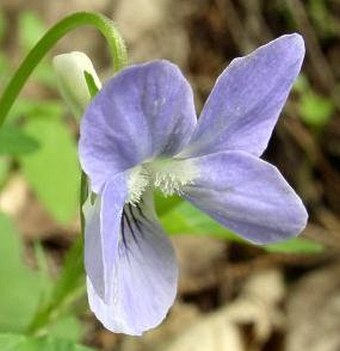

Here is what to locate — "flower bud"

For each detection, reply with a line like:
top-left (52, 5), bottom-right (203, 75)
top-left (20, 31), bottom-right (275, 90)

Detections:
top-left (53, 51), bottom-right (102, 118)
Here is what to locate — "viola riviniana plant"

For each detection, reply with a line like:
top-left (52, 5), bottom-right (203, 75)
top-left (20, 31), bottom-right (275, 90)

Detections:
top-left (79, 34), bottom-right (308, 335)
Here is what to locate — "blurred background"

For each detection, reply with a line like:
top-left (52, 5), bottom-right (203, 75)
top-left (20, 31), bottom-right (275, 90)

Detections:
top-left (0, 0), bottom-right (339, 350)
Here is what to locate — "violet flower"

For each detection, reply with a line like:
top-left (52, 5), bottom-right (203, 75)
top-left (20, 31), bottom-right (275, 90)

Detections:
top-left (79, 34), bottom-right (308, 335)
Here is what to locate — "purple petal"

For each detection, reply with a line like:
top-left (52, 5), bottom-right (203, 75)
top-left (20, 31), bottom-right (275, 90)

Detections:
top-left (182, 151), bottom-right (308, 244)
top-left (181, 34), bottom-right (305, 158)
top-left (79, 60), bottom-right (197, 192)
top-left (84, 173), bottom-right (127, 303)
top-left (86, 190), bottom-right (178, 335)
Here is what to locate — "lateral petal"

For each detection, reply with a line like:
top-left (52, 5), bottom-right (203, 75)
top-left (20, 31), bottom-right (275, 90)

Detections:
top-left (182, 151), bottom-right (308, 244)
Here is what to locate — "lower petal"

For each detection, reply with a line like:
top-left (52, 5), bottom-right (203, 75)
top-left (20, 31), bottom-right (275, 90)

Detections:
top-left (87, 190), bottom-right (178, 335)
top-left (182, 151), bottom-right (308, 244)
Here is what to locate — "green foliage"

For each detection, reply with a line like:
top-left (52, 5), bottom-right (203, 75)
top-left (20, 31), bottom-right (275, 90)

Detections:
top-left (0, 334), bottom-right (94, 351)
top-left (8, 99), bottom-right (64, 122)
top-left (299, 92), bottom-right (335, 128)
top-left (308, 0), bottom-right (338, 37)
top-left (160, 201), bottom-right (240, 240)
top-left (18, 11), bottom-right (55, 87)
top-left (0, 213), bottom-right (47, 332)
top-left (18, 12), bottom-right (46, 51)
top-left (265, 236), bottom-right (323, 254)
top-left (27, 239), bottom-right (85, 336)
top-left (0, 126), bottom-right (40, 156)
top-left (0, 10), bottom-right (73, 212)
top-left (49, 239), bottom-right (84, 309)
top-left (0, 157), bottom-right (10, 187)
top-left (295, 75), bottom-right (335, 128)
top-left (0, 11), bottom-right (125, 342)
top-left (20, 116), bottom-right (80, 224)
top-left (47, 317), bottom-right (83, 344)
top-left (0, 213), bottom-right (84, 340)
top-left (155, 192), bottom-right (183, 216)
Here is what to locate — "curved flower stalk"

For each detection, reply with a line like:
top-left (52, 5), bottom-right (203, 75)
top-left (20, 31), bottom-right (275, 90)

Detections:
top-left (79, 34), bottom-right (308, 335)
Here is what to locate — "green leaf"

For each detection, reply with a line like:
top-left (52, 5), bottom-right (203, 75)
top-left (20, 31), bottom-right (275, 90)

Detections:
top-left (299, 91), bottom-right (335, 128)
top-left (160, 201), bottom-right (238, 240)
top-left (0, 213), bottom-right (47, 332)
top-left (18, 12), bottom-right (46, 51)
top-left (30, 60), bottom-right (58, 88)
top-left (264, 237), bottom-right (323, 254)
top-left (49, 239), bottom-right (84, 308)
top-left (293, 74), bottom-right (309, 93)
top-left (0, 212), bottom-right (84, 337)
top-left (18, 12), bottom-right (57, 87)
top-left (0, 126), bottom-right (40, 156)
top-left (47, 316), bottom-right (83, 342)
top-left (20, 117), bottom-right (80, 224)
top-left (0, 213), bottom-right (84, 337)
top-left (8, 99), bottom-right (64, 122)
top-left (0, 156), bottom-right (10, 187)
top-left (295, 75), bottom-right (335, 129)
top-left (27, 239), bottom-right (85, 337)
top-left (155, 192), bottom-right (183, 216)
top-left (0, 334), bottom-right (94, 351)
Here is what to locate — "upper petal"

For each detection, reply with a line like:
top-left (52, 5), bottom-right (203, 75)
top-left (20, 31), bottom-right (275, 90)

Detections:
top-left (181, 34), bottom-right (305, 158)
top-left (79, 60), bottom-right (197, 192)
top-left (86, 190), bottom-right (178, 335)
top-left (182, 151), bottom-right (308, 244)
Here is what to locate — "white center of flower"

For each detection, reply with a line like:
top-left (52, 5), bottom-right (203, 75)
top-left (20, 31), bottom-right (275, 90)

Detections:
top-left (126, 158), bottom-right (197, 204)
top-left (126, 165), bottom-right (150, 205)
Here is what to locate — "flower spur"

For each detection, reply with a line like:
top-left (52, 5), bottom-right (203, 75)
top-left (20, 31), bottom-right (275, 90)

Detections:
top-left (79, 34), bottom-right (308, 335)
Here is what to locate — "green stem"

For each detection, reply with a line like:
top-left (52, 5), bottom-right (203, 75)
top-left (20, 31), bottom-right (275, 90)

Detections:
top-left (0, 11), bottom-right (127, 127)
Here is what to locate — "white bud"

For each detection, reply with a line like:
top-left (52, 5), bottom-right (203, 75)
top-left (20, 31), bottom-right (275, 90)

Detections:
top-left (53, 51), bottom-right (102, 118)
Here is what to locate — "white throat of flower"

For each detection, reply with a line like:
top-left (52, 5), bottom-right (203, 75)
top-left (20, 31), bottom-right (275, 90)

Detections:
top-left (126, 158), bottom-right (197, 205)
